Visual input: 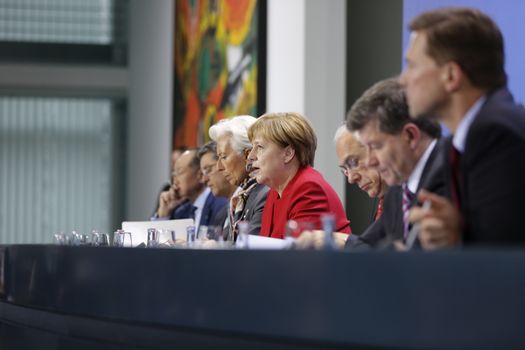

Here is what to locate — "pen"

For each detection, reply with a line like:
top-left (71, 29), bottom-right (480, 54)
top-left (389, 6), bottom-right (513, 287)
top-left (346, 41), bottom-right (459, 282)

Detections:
top-left (405, 200), bottom-right (431, 250)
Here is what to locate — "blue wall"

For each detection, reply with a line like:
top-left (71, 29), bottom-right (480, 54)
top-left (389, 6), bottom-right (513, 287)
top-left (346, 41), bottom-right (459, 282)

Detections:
top-left (403, 0), bottom-right (525, 104)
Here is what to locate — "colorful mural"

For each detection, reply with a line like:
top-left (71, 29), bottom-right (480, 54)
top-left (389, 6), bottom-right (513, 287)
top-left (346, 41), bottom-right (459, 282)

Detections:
top-left (173, 0), bottom-right (264, 148)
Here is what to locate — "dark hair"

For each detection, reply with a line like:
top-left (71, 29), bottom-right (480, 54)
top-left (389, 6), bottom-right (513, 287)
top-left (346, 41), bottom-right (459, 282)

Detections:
top-left (409, 7), bottom-right (507, 90)
top-left (197, 141), bottom-right (218, 160)
top-left (346, 78), bottom-right (441, 138)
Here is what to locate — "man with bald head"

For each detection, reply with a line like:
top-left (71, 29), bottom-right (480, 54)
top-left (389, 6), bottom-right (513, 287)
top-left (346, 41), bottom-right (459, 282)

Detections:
top-left (334, 125), bottom-right (386, 219)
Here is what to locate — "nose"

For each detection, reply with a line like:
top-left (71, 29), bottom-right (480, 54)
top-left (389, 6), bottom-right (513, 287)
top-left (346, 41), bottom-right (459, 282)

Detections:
top-left (366, 152), bottom-right (379, 169)
top-left (217, 158), bottom-right (225, 171)
top-left (247, 147), bottom-right (257, 161)
top-left (347, 170), bottom-right (361, 184)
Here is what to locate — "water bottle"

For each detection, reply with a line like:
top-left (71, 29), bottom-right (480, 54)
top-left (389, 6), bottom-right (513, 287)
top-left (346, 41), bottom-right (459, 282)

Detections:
top-left (236, 221), bottom-right (250, 249)
top-left (186, 225), bottom-right (196, 248)
top-left (321, 213), bottom-right (336, 250)
top-left (147, 228), bottom-right (159, 248)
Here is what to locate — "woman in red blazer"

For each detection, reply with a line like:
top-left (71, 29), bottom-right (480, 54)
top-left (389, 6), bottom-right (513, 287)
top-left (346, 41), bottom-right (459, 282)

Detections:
top-left (247, 112), bottom-right (351, 239)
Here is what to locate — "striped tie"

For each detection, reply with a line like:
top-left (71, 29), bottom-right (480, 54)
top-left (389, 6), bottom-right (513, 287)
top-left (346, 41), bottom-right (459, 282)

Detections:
top-left (402, 184), bottom-right (414, 241)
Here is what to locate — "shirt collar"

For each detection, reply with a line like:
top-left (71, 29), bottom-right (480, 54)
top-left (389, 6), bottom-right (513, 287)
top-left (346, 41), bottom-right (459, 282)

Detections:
top-left (192, 187), bottom-right (210, 228)
top-left (192, 187), bottom-right (210, 210)
top-left (406, 139), bottom-right (437, 194)
top-left (452, 96), bottom-right (486, 153)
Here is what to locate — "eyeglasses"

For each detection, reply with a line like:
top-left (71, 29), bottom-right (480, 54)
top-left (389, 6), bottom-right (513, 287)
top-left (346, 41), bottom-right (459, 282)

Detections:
top-left (172, 168), bottom-right (188, 178)
top-left (201, 164), bottom-right (217, 176)
top-left (339, 157), bottom-right (360, 176)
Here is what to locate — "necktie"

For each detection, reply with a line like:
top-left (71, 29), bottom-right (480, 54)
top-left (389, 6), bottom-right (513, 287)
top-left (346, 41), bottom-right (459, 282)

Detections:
top-left (190, 205), bottom-right (198, 221)
top-left (402, 184), bottom-right (415, 241)
top-left (449, 145), bottom-right (462, 209)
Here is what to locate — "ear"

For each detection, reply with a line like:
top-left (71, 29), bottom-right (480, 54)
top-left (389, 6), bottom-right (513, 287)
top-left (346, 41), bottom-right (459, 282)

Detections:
top-left (198, 170), bottom-right (205, 184)
top-left (441, 61), bottom-right (463, 93)
top-left (243, 148), bottom-right (251, 160)
top-left (283, 145), bottom-right (296, 164)
top-left (403, 123), bottom-right (421, 149)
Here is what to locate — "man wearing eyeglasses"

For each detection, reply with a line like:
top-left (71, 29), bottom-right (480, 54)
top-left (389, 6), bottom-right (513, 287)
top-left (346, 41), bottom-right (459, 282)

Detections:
top-left (335, 125), bottom-right (387, 222)
top-left (346, 77), bottom-right (445, 249)
top-left (155, 149), bottom-right (228, 230)
top-left (198, 141), bottom-right (238, 229)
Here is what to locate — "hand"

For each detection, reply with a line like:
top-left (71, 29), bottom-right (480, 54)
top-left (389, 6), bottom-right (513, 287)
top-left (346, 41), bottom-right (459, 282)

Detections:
top-left (157, 187), bottom-right (185, 217)
top-left (392, 240), bottom-right (407, 251)
top-left (165, 238), bottom-right (187, 247)
top-left (409, 190), bottom-right (463, 250)
top-left (295, 230), bottom-right (347, 250)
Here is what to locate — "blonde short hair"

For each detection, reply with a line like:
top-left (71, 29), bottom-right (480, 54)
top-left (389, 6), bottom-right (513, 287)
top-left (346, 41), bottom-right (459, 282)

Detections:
top-left (248, 112), bottom-right (317, 167)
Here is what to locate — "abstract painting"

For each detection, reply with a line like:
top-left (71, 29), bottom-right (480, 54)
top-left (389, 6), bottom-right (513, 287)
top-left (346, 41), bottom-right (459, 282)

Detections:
top-left (173, 0), bottom-right (266, 148)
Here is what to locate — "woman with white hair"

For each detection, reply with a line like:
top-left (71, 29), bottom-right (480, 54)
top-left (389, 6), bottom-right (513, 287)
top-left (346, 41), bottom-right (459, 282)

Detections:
top-left (209, 115), bottom-right (269, 240)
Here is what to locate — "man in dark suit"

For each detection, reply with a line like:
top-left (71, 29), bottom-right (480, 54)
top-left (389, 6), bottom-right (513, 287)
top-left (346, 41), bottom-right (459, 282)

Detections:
top-left (155, 149), bottom-right (228, 231)
top-left (151, 147), bottom-right (187, 217)
top-left (345, 78), bottom-right (444, 248)
top-left (402, 8), bottom-right (525, 249)
top-left (198, 141), bottom-right (237, 230)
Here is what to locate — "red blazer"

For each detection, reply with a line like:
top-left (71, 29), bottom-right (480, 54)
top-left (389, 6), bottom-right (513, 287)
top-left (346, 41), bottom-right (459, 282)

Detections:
top-left (260, 166), bottom-right (351, 238)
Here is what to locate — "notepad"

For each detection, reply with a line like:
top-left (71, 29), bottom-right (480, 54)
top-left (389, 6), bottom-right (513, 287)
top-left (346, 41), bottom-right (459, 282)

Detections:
top-left (121, 219), bottom-right (194, 247)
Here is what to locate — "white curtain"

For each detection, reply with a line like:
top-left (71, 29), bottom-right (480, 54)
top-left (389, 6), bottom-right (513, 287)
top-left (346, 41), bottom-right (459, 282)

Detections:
top-left (0, 97), bottom-right (118, 243)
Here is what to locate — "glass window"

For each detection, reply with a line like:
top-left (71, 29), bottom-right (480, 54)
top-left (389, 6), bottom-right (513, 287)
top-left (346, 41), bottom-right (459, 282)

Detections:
top-left (0, 96), bottom-right (125, 243)
top-left (0, 0), bottom-right (127, 64)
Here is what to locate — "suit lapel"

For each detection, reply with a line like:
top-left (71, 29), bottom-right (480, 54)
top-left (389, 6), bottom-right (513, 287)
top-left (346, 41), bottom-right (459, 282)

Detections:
top-left (200, 192), bottom-right (213, 227)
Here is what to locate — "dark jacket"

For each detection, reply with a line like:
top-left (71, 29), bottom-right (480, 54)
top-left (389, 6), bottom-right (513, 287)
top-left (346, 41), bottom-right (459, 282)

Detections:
top-left (171, 190), bottom-right (228, 228)
top-left (450, 88), bottom-right (525, 244)
top-left (347, 138), bottom-right (446, 249)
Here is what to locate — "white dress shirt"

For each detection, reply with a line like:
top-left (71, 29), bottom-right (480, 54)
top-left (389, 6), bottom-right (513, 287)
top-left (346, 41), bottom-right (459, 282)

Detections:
top-left (406, 139), bottom-right (437, 194)
top-left (453, 96), bottom-right (486, 153)
top-left (192, 187), bottom-right (211, 230)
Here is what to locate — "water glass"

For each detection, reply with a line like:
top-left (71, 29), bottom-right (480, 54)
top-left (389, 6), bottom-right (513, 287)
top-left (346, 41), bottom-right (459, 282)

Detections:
top-left (91, 230), bottom-right (110, 246)
top-left (197, 225), bottom-right (209, 241)
top-left (113, 230), bottom-right (133, 247)
top-left (147, 228), bottom-right (160, 248)
top-left (236, 221), bottom-right (250, 249)
top-left (54, 232), bottom-right (67, 245)
top-left (157, 229), bottom-right (176, 246)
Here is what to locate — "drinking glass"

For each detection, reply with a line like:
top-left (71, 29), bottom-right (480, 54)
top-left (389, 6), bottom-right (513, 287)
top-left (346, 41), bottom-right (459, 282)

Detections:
top-left (285, 220), bottom-right (315, 249)
top-left (67, 231), bottom-right (81, 246)
top-left (147, 228), bottom-right (160, 248)
top-left (186, 225), bottom-right (196, 248)
top-left (91, 230), bottom-right (110, 246)
top-left (235, 221), bottom-right (250, 249)
top-left (113, 230), bottom-right (133, 247)
top-left (53, 232), bottom-right (67, 245)
top-left (157, 229), bottom-right (176, 246)
top-left (197, 225), bottom-right (209, 241)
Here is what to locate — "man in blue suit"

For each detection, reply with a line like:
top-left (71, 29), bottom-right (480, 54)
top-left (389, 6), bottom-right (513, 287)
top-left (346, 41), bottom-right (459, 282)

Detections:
top-left (155, 149), bottom-right (228, 230)
top-left (402, 7), bottom-right (525, 249)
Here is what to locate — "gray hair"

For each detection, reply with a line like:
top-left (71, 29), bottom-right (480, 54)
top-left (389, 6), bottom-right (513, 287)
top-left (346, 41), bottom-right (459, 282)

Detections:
top-left (346, 77), bottom-right (441, 138)
top-left (209, 115), bottom-right (256, 154)
top-left (198, 141), bottom-right (218, 160)
top-left (333, 124), bottom-right (350, 143)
